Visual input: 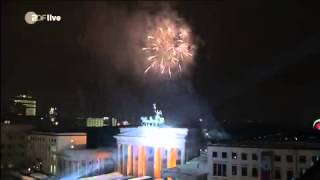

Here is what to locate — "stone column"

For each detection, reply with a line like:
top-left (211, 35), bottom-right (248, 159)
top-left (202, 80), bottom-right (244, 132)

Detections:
top-left (167, 148), bottom-right (171, 168)
top-left (154, 147), bottom-right (162, 178)
top-left (127, 145), bottom-right (132, 176)
top-left (142, 146), bottom-right (147, 176)
top-left (169, 148), bottom-right (177, 168)
top-left (132, 146), bottom-right (137, 177)
top-left (117, 144), bottom-right (121, 172)
top-left (181, 147), bottom-right (185, 165)
top-left (139, 146), bottom-right (142, 177)
top-left (146, 146), bottom-right (153, 176)
top-left (122, 144), bottom-right (126, 175)
top-left (77, 160), bottom-right (80, 177)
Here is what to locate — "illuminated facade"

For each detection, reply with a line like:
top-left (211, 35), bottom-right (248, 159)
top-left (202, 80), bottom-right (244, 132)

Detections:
top-left (162, 151), bottom-right (208, 180)
top-left (86, 117), bottom-right (122, 127)
top-left (114, 127), bottom-right (188, 178)
top-left (208, 142), bottom-right (320, 180)
top-left (112, 117), bottom-right (118, 127)
top-left (12, 94), bottom-right (37, 116)
top-left (58, 149), bottom-right (115, 179)
top-left (86, 117), bottom-right (109, 127)
top-left (27, 132), bottom-right (87, 175)
top-left (114, 104), bottom-right (188, 178)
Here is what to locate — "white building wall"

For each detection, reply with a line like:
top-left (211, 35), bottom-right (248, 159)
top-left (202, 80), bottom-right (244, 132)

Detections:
top-left (207, 146), bottom-right (320, 180)
top-left (27, 132), bottom-right (86, 175)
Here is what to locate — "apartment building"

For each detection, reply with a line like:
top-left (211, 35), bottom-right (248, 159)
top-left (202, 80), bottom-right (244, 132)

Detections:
top-left (208, 141), bottom-right (320, 180)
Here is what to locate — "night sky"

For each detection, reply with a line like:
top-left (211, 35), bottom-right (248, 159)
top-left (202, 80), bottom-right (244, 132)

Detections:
top-left (2, 1), bottom-right (319, 128)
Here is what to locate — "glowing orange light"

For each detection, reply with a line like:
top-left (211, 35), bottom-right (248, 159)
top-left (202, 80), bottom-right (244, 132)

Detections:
top-left (154, 148), bottom-right (162, 178)
top-left (127, 145), bottom-right (132, 175)
top-left (142, 147), bottom-right (147, 176)
top-left (168, 148), bottom-right (177, 168)
top-left (138, 146), bottom-right (143, 176)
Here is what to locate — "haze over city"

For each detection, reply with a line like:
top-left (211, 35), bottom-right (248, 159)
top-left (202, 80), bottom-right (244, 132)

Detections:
top-left (1, 1), bottom-right (319, 180)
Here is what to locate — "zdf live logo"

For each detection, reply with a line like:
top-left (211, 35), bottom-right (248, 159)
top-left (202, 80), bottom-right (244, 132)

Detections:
top-left (25, 11), bottom-right (62, 24)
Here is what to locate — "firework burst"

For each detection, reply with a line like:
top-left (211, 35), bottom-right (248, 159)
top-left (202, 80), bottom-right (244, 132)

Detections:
top-left (142, 17), bottom-right (194, 77)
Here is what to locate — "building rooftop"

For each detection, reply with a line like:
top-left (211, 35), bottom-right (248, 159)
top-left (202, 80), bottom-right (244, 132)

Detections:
top-left (61, 149), bottom-right (113, 160)
top-left (162, 153), bottom-right (208, 177)
top-left (209, 140), bottom-right (320, 150)
top-left (30, 131), bottom-right (86, 136)
top-left (79, 172), bottom-right (132, 180)
top-left (115, 126), bottom-right (188, 138)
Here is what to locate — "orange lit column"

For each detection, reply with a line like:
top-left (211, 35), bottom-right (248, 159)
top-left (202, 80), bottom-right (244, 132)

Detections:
top-left (138, 146), bottom-right (142, 176)
top-left (127, 145), bottom-right (132, 175)
top-left (154, 147), bottom-right (162, 178)
top-left (138, 146), bottom-right (147, 176)
top-left (142, 147), bottom-right (147, 176)
top-left (122, 144), bottom-right (126, 174)
top-left (132, 146), bottom-right (138, 177)
top-left (168, 148), bottom-right (177, 168)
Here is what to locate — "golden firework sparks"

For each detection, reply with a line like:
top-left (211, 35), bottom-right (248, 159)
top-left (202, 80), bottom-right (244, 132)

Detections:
top-left (142, 17), bottom-right (194, 77)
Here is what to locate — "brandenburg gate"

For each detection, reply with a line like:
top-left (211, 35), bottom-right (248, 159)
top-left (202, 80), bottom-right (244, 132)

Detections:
top-left (114, 104), bottom-right (188, 178)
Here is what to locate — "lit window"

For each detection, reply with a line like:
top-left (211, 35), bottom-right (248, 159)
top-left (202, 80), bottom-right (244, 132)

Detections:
top-left (52, 155), bottom-right (57, 161)
top-left (70, 139), bottom-right (74, 143)
top-left (312, 156), bottom-right (319, 163)
top-left (300, 168), bottom-right (306, 176)
top-left (232, 152), bottom-right (237, 159)
top-left (53, 165), bottom-right (56, 174)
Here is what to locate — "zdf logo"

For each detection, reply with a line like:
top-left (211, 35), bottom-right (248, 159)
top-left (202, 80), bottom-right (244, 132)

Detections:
top-left (25, 11), bottom-right (62, 24)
